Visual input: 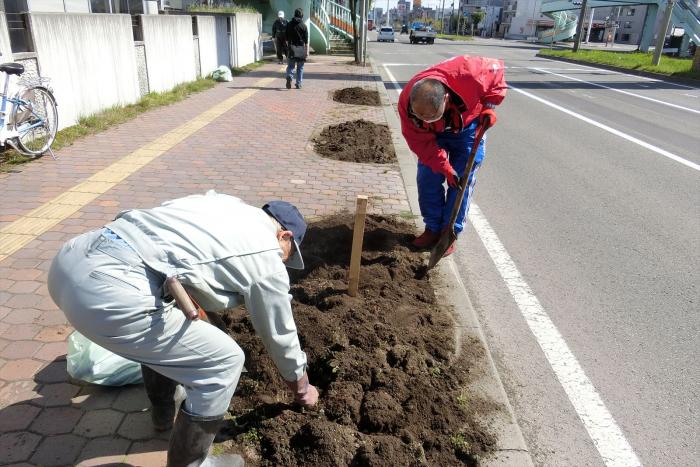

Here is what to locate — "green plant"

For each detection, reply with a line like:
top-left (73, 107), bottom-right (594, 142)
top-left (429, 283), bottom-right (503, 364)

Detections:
top-left (242, 427), bottom-right (262, 444)
top-left (187, 4), bottom-right (259, 14)
top-left (449, 432), bottom-right (470, 451)
top-left (457, 391), bottom-right (469, 410)
top-left (429, 366), bottom-right (442, 377)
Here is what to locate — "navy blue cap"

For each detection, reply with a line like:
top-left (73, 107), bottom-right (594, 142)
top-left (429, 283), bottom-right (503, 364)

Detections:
top-left (262, 201), bottom-right (306, 269)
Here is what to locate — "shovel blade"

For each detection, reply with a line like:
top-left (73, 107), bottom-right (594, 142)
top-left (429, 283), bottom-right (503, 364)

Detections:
top-left (427, 229), bottom-right (457, 270)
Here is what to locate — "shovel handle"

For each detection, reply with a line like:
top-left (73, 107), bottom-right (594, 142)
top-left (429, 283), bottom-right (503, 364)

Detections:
top-left (444, 117), bottom-right (490, 233)
top-left (166, 277), bottom-right (200, 321)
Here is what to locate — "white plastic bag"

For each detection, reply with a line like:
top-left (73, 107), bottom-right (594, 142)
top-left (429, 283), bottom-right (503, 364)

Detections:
top-left (211, 65), bottom-right (233, 82)
top-left (67, 331), bottom-right (143, 386)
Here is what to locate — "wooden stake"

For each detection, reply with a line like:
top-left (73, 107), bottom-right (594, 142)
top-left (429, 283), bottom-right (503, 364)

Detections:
top-left (348, 195), bottom-right (368, 297)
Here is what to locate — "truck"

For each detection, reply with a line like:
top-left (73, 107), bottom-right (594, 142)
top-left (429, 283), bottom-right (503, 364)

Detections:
top-left (409, 22), bottom-right (436, 44)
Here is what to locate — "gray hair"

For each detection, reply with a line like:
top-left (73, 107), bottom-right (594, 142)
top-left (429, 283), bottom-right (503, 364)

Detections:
top-left (410, 78), bottom-right (446, 111)
top-left (268, 215), bottom-right (284, 233)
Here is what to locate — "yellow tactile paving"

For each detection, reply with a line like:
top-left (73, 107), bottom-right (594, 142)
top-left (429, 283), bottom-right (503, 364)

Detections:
top-left (0, 75), bottom-right (277, 261)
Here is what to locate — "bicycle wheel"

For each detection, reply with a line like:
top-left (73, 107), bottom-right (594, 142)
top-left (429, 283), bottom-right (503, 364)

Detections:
top-left (12, 86), bottom-right (58, 157)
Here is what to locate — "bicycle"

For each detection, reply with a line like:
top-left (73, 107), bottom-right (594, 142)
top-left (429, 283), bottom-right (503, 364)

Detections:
top-left (0, 62), bottom-right (58, 159)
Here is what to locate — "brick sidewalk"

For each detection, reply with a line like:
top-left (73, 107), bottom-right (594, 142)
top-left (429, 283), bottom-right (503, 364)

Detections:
top-left (0, 56), bottom-right (411, 466)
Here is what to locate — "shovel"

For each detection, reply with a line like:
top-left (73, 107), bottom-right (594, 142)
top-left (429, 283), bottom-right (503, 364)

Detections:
top-left (427, 117), bottom-right (491, 270)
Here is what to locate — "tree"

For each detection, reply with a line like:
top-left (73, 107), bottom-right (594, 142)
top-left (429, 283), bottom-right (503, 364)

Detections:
top-left (470, 10), bottom-right (485, 36)
top-left (693, 46), bottom-right (700, 72)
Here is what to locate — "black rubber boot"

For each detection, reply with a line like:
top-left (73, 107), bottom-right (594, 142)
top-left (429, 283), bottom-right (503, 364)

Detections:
top-left (167, 406), bottom-right (239, 467)
top-left (142, 365), bottom-right (178, 432)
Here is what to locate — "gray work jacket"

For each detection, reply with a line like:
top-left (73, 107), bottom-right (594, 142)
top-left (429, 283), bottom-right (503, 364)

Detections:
top-left (106, 191), bottom-right (307, 382)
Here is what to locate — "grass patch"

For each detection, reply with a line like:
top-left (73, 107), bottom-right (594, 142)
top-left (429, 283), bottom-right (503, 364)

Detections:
top-left (188, 5), bottom-right (259, 14)
top-left (436, 34), bottom-right (474, 41)
top-left (231, 60), bottom-right (266, 77)
top-left (539, 49), bottom-right (699, 80)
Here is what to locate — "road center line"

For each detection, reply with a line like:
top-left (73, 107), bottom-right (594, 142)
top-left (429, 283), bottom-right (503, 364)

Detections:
top-left (510, 85), bottom-right (700, 171)
top-left (379, 63), bottom-right (643, 466)
top-left (469, 204), bottom-right (642, 467)
top-left (530, 67), bottom-right (700, 115)
top-left (0, 76), bottom-right (277, 263)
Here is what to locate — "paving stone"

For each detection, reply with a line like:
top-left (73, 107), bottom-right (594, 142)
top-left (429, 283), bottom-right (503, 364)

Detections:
top-left (30, 406), bottom-right (84, 435)
top-left (72, 384), bottom-right (120, 410)
top-left (31, 433), bottom-right (86, 466)
top-left (35, 310), bottom-right (69, 326)
top-left (7, 281), bottom-right (42, 294)
top-left (0, 340), bottom-right (43, 359)
top-left (3, 307), bottom-right (42, 324)
top-left (0, 379), bottom-right (41, 408)
top-left (33, 341), bottom-right (68, 361)
top-left (76, 436), bottom-right (131, 466)
top-left (0, 431), bottom-right (42, 463)
top-left (34, 382), bottom-right (81, 407)
top-left (4, 294), bottom-right (42, 309)
top-left (1, 323), bottom-right (42, 341)
top-left (0, 403), bottom-right (41, 431)
top-left (117, 410), bottom-right (160, 440)
top-left (0, 358), bottom-right (43, 381)
top-left (111, 385), bottom-right (149, 412)
top-left (124, 439), bottom-right (168, 466)
top-left (34, 359), bottom-right (70, 383)
top-left (75, 408), bottom-right (125, 438)
top-left (34, 324), bottom-right (72, 342)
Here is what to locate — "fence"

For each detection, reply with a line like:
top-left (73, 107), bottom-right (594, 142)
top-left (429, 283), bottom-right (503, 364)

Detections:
top-left (0, 11), bottom-right (262, 130)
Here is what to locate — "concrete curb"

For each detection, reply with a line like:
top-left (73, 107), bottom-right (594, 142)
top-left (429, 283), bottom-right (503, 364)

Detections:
top-left (536, 53), bottom-right (700, 87)
top-left (369, 59), bottom-right (534, 466)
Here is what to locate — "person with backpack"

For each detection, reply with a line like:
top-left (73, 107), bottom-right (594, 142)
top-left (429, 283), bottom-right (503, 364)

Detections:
top-left (285, 8), bottom-right (309, 89)
top-left (272, 10), bottom-right (288, 64)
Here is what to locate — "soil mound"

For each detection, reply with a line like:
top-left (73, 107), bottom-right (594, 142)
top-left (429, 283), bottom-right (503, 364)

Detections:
top-left (333, 87), bottom-right (381, 106)
top-left (314, 119), bottom-right (396, 163)
top-left (220, 214), bottom-right (495, 466)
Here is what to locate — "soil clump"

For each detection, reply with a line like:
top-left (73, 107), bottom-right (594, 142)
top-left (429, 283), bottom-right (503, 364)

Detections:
top-left (220, 214), bottom-right (495, 466)
top-left (314, 119), bottom-right (396, 163)
top-left (333, 87), bottom-right (381, 106)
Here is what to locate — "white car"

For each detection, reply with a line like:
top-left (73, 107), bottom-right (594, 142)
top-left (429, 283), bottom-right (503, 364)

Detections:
top-left (377, 27), bottom-right (395, 42)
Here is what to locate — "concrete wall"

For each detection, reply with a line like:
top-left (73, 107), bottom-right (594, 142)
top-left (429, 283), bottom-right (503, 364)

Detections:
top-left (140, 14), bottom-right (197, 93)
top-left (28, 13), bottom-right (140, 129)
top-left (195, 15), bottom-right (219, 76)
top-left (0, 12), bottom-right (12, 58)
top-left (232, 13), bottom-right (263, 67)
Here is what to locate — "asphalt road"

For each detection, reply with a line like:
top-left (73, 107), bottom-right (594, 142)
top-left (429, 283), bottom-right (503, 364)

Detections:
top-left (369, 34), bottom-right (699, 466)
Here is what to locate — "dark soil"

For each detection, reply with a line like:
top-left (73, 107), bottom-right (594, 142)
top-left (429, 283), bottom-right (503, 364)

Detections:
top-left (313, 120), bottom-right (396, 164)
top-left (219, 214), bottom-right (496, 466)
top-left (333, 87), bottom-right (381, 106)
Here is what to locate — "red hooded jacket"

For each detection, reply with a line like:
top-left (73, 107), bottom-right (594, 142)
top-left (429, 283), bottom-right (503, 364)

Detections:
top-left (398, 55), bottom-right (507, 175)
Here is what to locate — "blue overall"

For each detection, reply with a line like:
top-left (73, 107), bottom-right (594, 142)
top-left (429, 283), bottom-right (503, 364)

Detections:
top-left (416, 118), bottom-right (485, 235)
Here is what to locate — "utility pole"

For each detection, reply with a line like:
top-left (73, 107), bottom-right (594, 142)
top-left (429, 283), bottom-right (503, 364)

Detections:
top-left (585, 7), bottom-right (594, 43)
top-left (441, 0), bottom-right (446, 33)
top-left (573, 0), bottom-right (588, 52)
top-left (360, 0), bottom-right (367, 65)
top-left (653, 0), bottom-right (675, 65)
top-left (387, 0), bottom-right (390, 26)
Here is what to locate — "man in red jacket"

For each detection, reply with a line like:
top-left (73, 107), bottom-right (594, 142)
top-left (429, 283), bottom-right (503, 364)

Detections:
top-left (398, 55), bottom-right (507, 256)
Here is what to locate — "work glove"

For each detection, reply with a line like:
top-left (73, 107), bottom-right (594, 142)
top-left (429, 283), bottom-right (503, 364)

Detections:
top-left (442, 165), bottom-right (460, 188)
top-left (285, 372), bottom-right (319, 407)
top-left (480, 108), bottom-right (497, 128)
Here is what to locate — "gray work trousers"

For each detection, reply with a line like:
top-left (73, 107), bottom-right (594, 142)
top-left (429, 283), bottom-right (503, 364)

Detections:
top-left (48, 229), bottom-right (244, 417)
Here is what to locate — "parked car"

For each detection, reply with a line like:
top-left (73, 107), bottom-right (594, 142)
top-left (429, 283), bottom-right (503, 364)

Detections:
top-left (377, 27), bottom-right (395, 42)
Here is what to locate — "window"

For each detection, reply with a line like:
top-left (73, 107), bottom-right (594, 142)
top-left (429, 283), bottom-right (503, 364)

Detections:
top-left (192, 17), bottom-right (198, 36)
top-left (624, 21), bottom-right (632, 29)
top-left (621, 33), bottom-right (630, 41)
top-left (626, 8), bottom-right (635, 16)
top-left (90, 0), bottom-right (111, 13)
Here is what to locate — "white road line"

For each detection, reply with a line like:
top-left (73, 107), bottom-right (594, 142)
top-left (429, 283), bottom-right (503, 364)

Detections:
top-left (530, 67), bottom-right (700, 115)
top-left (383, 65), bottom-right (403, 96)
top-left (510, 85), bottom-right (700, 171)
top-left (542, 59), bottom-right (699, 90)
top-left (381, 65), bottom-right (644, 466)
top-left (469, 204), bottom-right (643, 467)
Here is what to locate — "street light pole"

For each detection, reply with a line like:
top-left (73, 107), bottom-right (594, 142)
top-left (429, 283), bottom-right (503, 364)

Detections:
top-left (585, 7), bottom-right (594, 43)
top-left (573, 0), bottom-right (588, 52)
top-left (653, 0), bottom-right (675, 65)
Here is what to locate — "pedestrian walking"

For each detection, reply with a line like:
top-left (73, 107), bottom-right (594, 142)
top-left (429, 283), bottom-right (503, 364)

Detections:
top-left (47, 191), bottom-right (319, 467)
top-left (398, 55), bottom-right (507, 256)
top-left (285, 8), bottom-right (309, 90)
top-left (272, 10), bottom-right (288, 64)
